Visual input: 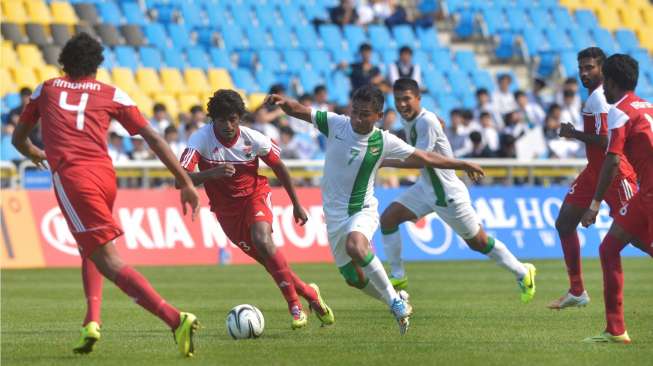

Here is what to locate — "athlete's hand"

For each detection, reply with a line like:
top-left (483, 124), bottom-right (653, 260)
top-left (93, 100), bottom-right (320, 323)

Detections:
top-left (209, 164), bottom-right (235, 179)
top-left (464, 162), bottom-right (485, 182)
top-left (293, 204), bottom-right (308, 226)
top-left (180, 185), bottom-right (200, 221)
top-left (29, 148), bottom-right (48, 170)
top-left (580, 208), bottom-right (598, 228)
top-left (264, 94), bottom-right (289, 112)
top-left (559, 122), bottom-right (576, 138)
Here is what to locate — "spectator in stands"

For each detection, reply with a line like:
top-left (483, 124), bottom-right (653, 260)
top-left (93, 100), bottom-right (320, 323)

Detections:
top-left (556, 77), bottom-right (581, 113)
top-left (501, 111), bottom-right (527, 140)
top-left (164, 126), bottom-right (184, 158)
top-left (344, 43), bottom-right (383, 91)
top-left (465, 131), bottom-right (494, 158)
top-left (474, 88), bottom-right (499, 125)
top-left (257, 84), bottom-right (286, 125)
top-left (253, 106), bottom-right (281, 142)
top-left (357, 1), bottom-right (374, 25)
top-left (129, 135), bottom-right (154, 161)
top-left (329, 0), bottom-right (358, 26)
top-left (313, 85), bottom-right (333, 111)
top-left (189, 105), bottom-right (207, 127)
top-left (388, 46), bottom-right (422, 88)
top-left (383, 0), bottom-right (408, 27)
top-left (8, 87), bottom-right (32, 125)
top-left (515, 90), bottom-right (545, 128)
top-left (288, 94), bottom-right (317, 137)
top-left (497, 134), bottom-right (517, 158)
top-left (543, 104), bottom-right (562, 141)
top-left (1, 123), bottom-right (22, 161)
top-left (150, 103), bottom-right (171, 135)
top-left (108, 132), bottom-right (129, 163)
top-left (527, 77), bottom-right (549, 111)
top-left (560, 89), bottom-right (582, 131)
top-left (478, 111), bottom-right (499, 152)
top-left (544, 103), bottom-right (581, 159)
top-left (448, 109), bottom-right (472, 157)
top-left (183, 123), bottom-right (198, 144)
top-left (492, 73), bottom-right (517, 118)
top-left (279, 126), bottom-right (300, 159)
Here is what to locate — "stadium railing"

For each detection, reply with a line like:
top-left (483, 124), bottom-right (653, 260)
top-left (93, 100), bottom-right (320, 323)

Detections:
top-left (4, 158), bottom-right (587, 189)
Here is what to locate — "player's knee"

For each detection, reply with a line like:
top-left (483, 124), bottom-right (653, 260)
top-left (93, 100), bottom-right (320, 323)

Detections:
top-left (379, 213), bottom-right (398, 234)
top-left (251, 231), bottom-right (275, 256)
top-left (338, 262), bottom-right (368, 289)
top-left (344, 241), bottom-right (366, 263)
top-left (555, 216), bottom-right (574, 235)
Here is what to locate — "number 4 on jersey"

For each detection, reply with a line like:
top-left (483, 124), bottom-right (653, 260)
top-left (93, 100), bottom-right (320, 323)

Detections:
top-left (59, 91), bottom-right (89, 130)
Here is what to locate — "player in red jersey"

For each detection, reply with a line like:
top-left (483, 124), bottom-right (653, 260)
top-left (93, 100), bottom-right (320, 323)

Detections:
top-left (11, 33), bottom-right (201, 356)
top-left (548, 48), bottom-right (638, 310)
top-left (581, 54), bottom-right (653, 343)
top-left (178, 89), bottom-right (334, 329)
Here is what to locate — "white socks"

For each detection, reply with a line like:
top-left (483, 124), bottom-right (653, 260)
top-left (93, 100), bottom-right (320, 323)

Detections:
top-left (360, 254), bottom-right (398, 306)
top-left (485, 237), bottom-right (528, 279)
top-left (382, 228), bottom-right (405, 279)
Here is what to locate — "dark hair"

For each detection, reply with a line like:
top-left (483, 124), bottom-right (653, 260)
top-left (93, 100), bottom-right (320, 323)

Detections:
top-left (547, 103), bottom-right (561, 115)
top-left (513, 90), bottom-right (526, 99)
top-left (190, 105), bottom-right (204, 114)
top-left (279, 125), bottom-right (294, 136)
top-left (164, 125), bottom-right (178, 135)
top-left (58, 33), bottom-right (104, 78)
top-left (479, 111), bottom-right (491, 119)
top-left (299, 93), bottom-right (313, 103)
top-left (314, 85), bottom-right (327, 94)
top-left (19, 87), bottom-right (32, 97)
top-left (207, 89), bottom-right (246, 120)
top-left (393, 78), bottom-right (420, 96)
top-left (534, 77), bottom-right (546, 88)
top-left (470, 131), bottom-right (482, 144)
top-left (268, 83), bottom-right (286, 95)
top-left (399, 46), bottom-right (413, 55)
top-left (461, 109), bottom-right (474, 121)
top-left (153, 103), bottom-right (167, 113)
top-left (498, 73), bottom-right (512, 82)
top-left (563, 77), bottom-right (577, 85)
top-left (563, 89), bottom-right (575, 98)
top-left (602, 54), bottom-right (638, 91)
top-left (475, 88), bottom-right (489, 97)
top-left (577, 47), bottom-right (606, 65)
top-left (359, 43), bottom-right (372, 53)
top-left (352, 85), bottom-right (384, 113)
top-left (450, 108), bottom-right (462, 117)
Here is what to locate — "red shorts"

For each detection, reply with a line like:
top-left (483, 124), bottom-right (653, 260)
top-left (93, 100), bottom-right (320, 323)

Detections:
top-left (613, 190), bottom-right (653, 248)
top-left (214, 192), bottom-right (273, 260)
top-left (52, 166), bottom-right (123, 257)
top-left (564, 169), bottom-right (637, 216)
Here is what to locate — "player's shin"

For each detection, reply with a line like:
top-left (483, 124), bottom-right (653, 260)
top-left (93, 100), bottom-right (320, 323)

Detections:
top-left (82, 257), bottom-right (103, 326)
top-left (264, 252), bottom-right (302, 311)
top-left (381, 226), bottom-right (405, 279)
top-left (560, 232), bottom-right (584, 295)
top-left (599, 234), bottom-right (628, 336)
top-left (480, 236), bottom-right (528, 279)
top-left (359, 253), bottom-right (399, 306)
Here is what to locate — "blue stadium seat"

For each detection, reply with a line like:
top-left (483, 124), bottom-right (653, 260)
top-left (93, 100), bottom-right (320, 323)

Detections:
top-left (307, 49), bottom-right (332, 75)
top-left (270, 24), bottom-right (295, 49)
top-left (436, 94), bottom-right (460, 122)
top-left (96, 2), bottom-right (122, 25)
top-left (454, 51), bottom-right (477, 72)
top-left (293, 24), bottom-right (320, 50)
top-left (430, 49), bottom-right (453, 71)
top-left (343, 25), bottom-right (367, 50)
top-left (228, 3), bottom-right (252, 27)
top-left (537, 52), bottom-right (560, 77)
top-left (416, 27), bottom-right (440, 51)
top-left (152, 4), bottom-right (175, 23)
top-left (590, 28), bottom-right (617, 55)
top-left (424, 71), bottom-right (447, 92)
top-left (392, 25), bottom-right (417, 48)
top-left (180, 2), bottom-right (204, 27)
top-left (163, 47), bottom-right (185, 69)
top-left (506, 9), bottom-right (528, 33)
top-left (195, 27), bottom-right (216, 47)
top-left (461, 91), bottom-right (475, 109)
top-left (301, 3), bottom-right (328, 22)
top-left (255, 4), bottom-right (280, 29)
top-left (574, 9), bottom-right (598, 29)
top-left (413, 49), bottom-right (430, 70)
top-left (209, 48), bottom-right (233, 70)
top-left (368, 25), bottom-right (395, 50)
top-left (319, 24), bottom-right (344, 54)
top-left (470, 70), bottom-right (494, 92)
top-left (101, 48), bottom-right (115, 69)
top-left (327, 71), bottom-right (351, 106)
top-left (186, 47), bottom-right (210, 70)
top-left (544, 28), bottom-right (572, 52)
top-left (522, 27), bottom-right (546, 56)
top-left (559, 51), bottom-right (578, 77)
top-left (480, 8), bottom-right (503, 35)
top-left (299, 69), bottom-right (324, 92)
top-left (494, 32), bottom-right (517, 60)
top-left (114, 46), bottom-right (138, 70)
top-left (257, 49), bottom-right (283, 73)
top-left (420, 93), bottom-right (437, 114)
top-left (283, 50), bottom-right (306, 74)
top-left (567, 27), bottom-right (592, 53)
top-left (330, 43), bottom-right (355, 65)
top-left (445, 69), bottom-right (471, 98)
top-left (615, 30), bottom-right (640, 53)
top-left (255, 69), bottom-right (277, 91)
top-left (237, 50), bottom-right (256, 69)
top-left (122, 2), bottom-right (147, 26)
top-left (143, 24), bottom-right (168, 49)
top-left (232, 68), bottom-right (258, 93)
top-left (140, 47), bottom-right (163, 70)
top-left (551, 8), bottom-right (574, 30)
top-left (279, 3), bottom-right (304, 24)
top-left (526, 7), bottom-right (550, 25)
top-left (246, 26), bottom-right (271, 49)
top-left (167, 24), bottom-right (192, 49)
top-left (221, 26), bottom-right (246, 51)
top-left (3, 93), bottom-right (20, 110)
top-left (454, 9), bottom-right (475, 39)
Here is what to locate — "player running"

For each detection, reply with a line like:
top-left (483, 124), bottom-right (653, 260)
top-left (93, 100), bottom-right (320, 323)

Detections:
top-left (265, 85), bottom-right (485, 335)
top-left (178, 89), bottom-right (334, 330)
top-left (549, 47), bottom-right (638, 310)
top-left (379, 78), bottom-right (536, 303)
top-left (580, 54), bottom-right (653, 344)
top-left (11, 33), bottom-right (200, 356)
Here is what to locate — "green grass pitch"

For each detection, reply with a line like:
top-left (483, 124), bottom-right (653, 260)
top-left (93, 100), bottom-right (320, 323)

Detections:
top-left (2, 258), bottom-right (651, 365)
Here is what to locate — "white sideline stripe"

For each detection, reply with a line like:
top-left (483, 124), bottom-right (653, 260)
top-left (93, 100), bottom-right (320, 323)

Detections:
top-left (622, 179), bottom-right (633, 200)
top-left (53, 172), bottom-right (85, 232)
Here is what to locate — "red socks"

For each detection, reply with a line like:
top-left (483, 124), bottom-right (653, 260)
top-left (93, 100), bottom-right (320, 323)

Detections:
top-left (264, 251), bottom-right (301, 311)
top-left (560, 232), bottom-right (584, 296)
top-left (114, 266), bottom-right (181, 330)
top-left (599, 233), bottom-right (628, 336)
top-left (82, 257), bottom-right (103, 326)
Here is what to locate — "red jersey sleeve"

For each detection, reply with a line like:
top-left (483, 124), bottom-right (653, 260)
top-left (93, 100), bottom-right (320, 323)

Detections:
top-left (259, 138), bottom-right (281, 166)
top-left (179, 147), bottom-right (200, 171)
top-left (109, 88), bottom-right (148, 135)
top-left (18, 83), bottom-right (43, 127)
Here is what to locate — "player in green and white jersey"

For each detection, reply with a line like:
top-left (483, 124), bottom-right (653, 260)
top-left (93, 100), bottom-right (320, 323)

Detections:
top-left (265, 85), bottom-right (484, 335)
top-left (380, 78), bottom-right (536, 303)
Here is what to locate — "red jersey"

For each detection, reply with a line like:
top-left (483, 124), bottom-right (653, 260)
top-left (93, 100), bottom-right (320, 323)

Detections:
top-left (179, 124), bottom-right (280, 212)
top-left (607, 92), bottom-right (653, 193)
top-left (582, 85), bottom-right (636, 180)
top-left (18, 76), bottom-right (148, 172)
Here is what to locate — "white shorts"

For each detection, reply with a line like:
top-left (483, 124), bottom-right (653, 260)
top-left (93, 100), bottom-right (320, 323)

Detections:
top-left (395, 183), bottom-right (480, 240)
top-left (326, 210), bottom-right (379, 267)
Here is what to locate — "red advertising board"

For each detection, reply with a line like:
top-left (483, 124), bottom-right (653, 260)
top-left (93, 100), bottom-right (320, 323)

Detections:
top-left (2, 188), bottom-right (333, 268)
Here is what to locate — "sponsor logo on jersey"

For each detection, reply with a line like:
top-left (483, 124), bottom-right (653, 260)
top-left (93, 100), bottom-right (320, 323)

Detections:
top-left (255, 211), bottom-right (265, 217)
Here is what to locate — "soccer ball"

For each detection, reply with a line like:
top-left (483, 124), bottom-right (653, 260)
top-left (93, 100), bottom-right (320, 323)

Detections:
top-left (226, 304), bottom-right (265, 339)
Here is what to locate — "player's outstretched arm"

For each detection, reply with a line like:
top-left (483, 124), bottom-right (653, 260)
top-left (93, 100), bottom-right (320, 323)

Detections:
top-left (11, 122), bottom-right (47, 169)
top-left (581, 152), bottom-right (619, 227)
top-left (385, 149), bottom-right (484, 182)
top-left (559, 122), bottom-right (608, 148)
top-left (183, 165), bottom-right (236, 187)
top-left (268, 159), bottom-right (308, 225)
top-left (264, 94), bottom-right (312, 123)
top-left (140, 125), bottom-right (200, 219)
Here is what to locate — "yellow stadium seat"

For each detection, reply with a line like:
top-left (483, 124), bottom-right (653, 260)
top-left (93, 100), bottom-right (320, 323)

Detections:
top-left (184, 68), bottom-right (211, 93)
top-left (152, 93), bottom-right (179, 119)
top-left (112, 67), bottom-right (138, 94)
top-left (642, 9), bottom-right (653, 25)
top-left (35, 65), bottom-right (60, 82)
top-left (11, 66), bottom-right (39, 89)
top-left (619, 7), bottom-right (645, 28)
top-left (24, 0), bottom-right (53, 25)
top-left (1, 68), bottom-right (17, 95)
top-left (200, 91), bottom-right (214, 105)
top-left (637, 29), bottom-right (653, 51)
top-left (1, 43), bottom-right (18, 68)
top-left (625, 0), bottom-right (649, 6)
top-left (16, 44), bottom-right (46, 67)
top-left (559, 0), bottom-right (583, 11)
top-left (130, 90), bottom-right (154, 118)
top-left (160, 68), bottom-right (186, 95)
top-left (247, 93), bottom-right (267, 111)
top-left (595, 7), bottom-right (622, 31)
top-left (135, 68), bottom-right (164, 95)
top-left (50, 1), bottom-right (78, 25)
top-left (96, 68), bottom-right (112, 84)
top-left (207, 68), bottom-right (235, 91)
top-left (1, 1), bottom-right (28, 23)
top-left (178, 93), bottom-right (201, 114)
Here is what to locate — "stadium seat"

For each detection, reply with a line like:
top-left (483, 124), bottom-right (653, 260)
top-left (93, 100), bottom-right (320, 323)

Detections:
top-left (167, 24), bottom-right (192, 49)
top-left (368, 25), bottom-right (395, 50)
top-left (228, 3), bottom-right (252, 27)
top-left (1, 68), bottom-right (17, 95)
top-left (139, 47), bottom-right (163, 70)
top-left (152, 93), bottom-right (179, 119)
top-left (255, 69), bottom-right (277, 92)
top-left (24, 0), bottom-right (52, 25)
top-left (619, 7), bottom-right (645, 29)
top-left (73, 3), bottom-right (99, 25)
top-left (143, 23), bottom-right (168, 49)
top-left (184, 68), bottom-right (211, 93)
top-left (25, 23), bottom-right (50, 46)
top-left (1, 1), bottom-right (28, 24)
top-left (526, 7), bottom-right (551, 25)
top-left (95, 24), bottom-right (122, 46)
top-left (506, 8), bottom-right (528, 33)
top-left (431, 49), bottom-right (453, 71)
top-left (257, 50), bottom-right (283, 73)
top-left (413, 49), bottom-right (431, 70)
top-left (96, 67), bottom-right (112, 84)
top-left (163, 48), bottom-right (185, 69)
top-left (135, 68), bottom-right (163, 95)
top-left (247, 93), bottom-right (267, 111)
top-left (615, 29), bottom-right (640, 53)
top-left (445, 69), bottom-right (471, 98)
top-left (178, 93), bottom-right (202, 114)
top-left (567, 27), bottom-right (592, 53)
top-left (301, 2), bottom-right (329, 22)
top-left (112, 67), bottom-right (138, 94)
top-left (591, 28), bottom-right (617, 55)
top-left (559, 51), bottom-right (578, 77)
top-left (96, 2), bottom-right (122, 25)
top-left (51, 23), bottom-right (73, 46)
top-left (471, 70), bottom-right (495, 92)
top-left (283, 50), bottom-right (306, 74)
top-left (101, 47), bottom-right (115, 69)
top-left (255, 4), bottom-right (279, 29)
top-left (50, 1), bottom-right (79, 26)
top-left (454, 51), bottom-right (477, 72)
top-left (392, 25), bottom-right (417, 48)
top-left (595, 8), bottom-right (621, 32)
top-left (160, 68), bottom-right (187, 95)
top-left (454, 10), bottom-right (475, 39)
top-left (130, 90), bottom-right (154, 118)
top-left (480, 8), bottom-right (503, 35)
top-left (41, 44), bottom-right (62, 65)
top-left (319, 24), bottom-right (344, 54)
top-left (186, 47), bottom-right (210, 70)
top-left (343, 25), bottom-right (367, 50)
top-left (307, 50), bottom-right (332, 75)
top-left (551, 8), bottom-right (574, 30)
top-left (11, 66), bottom-right (39, 89)
top-left (231, 68), bottom-right (258, 94)
top-left (293, 24), bottom-right (320, 50)
top-left (17, 44), bottom-right (45, 67)
top-left (75, 24), bottom-right (98, 39)
top-left (270, 24), bottom-right (296, 49)
top-left (207, 68), bottom-right (235, 90)
top-left (121, 2), bottom-right (146, 26)
top-left (245, 26), bottom-right (271, 50)
top-left (424, 71), bottom-right (448, 93)
top-left (36, 65), bottom-right (60, 83)
top-left (1, 42), bottom-right (18, 68)
top-left (573, 9), bottom-right (598, 29)
top-left (1, 23), bottom-right (28, 44)
top-left (221, 26), bottom-right (246, 51)
top-left (180, 2), bottom-right (204, 27)
top-left (121, 25), bottom-right (146, 47)
top-left (299, 69), bottom-right (324, 92)
top-left (544, 28), bottom-right (572, 52)
top-left (114, 46), bottom-right (139, 70)
top-left (209, 48), bottom-right (233, 70)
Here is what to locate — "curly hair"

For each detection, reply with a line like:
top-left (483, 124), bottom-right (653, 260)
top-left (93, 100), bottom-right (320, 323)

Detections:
top-left (577, 47), bottom-right (606, 64)
top-left (58, 33), bottom-right (104, 78)
top-left (352, 85), bottom-right (385, 113)
top-left (207, 89), bottom-right (246, 120)
top-left (602, 54), bottom-right (639, 91)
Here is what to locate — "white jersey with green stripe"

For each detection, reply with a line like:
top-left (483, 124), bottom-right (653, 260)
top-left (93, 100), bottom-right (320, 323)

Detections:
top-left (311, 108), bottom-right (416, 221)
top-left (401, 108), bottom-right (469, 206)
